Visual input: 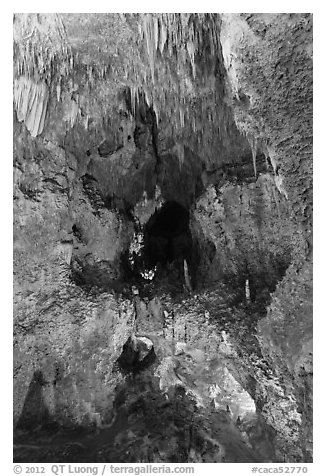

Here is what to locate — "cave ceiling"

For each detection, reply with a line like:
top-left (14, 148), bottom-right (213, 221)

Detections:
top-left (13, 13), bottom-right (260, 208)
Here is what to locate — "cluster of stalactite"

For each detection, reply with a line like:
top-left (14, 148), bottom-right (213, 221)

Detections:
top-left (14, 77), bottom-right (49, 137)
top-left (13, 14), bottom-right (240, 167)
top-left (13, 13), bottom-right (288, 214)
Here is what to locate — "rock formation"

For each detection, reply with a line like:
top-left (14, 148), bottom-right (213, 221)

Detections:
top-left (13, 13), bottom-right (312, 463)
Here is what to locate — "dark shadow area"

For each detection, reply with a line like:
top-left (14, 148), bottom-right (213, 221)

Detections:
top-left (117, 336), bottom-right (156, 374)
top-left (14, 370), bottom-right (270, 463)
top-left (16, 371), bottom-right (51, 431)
top-left (119, 201), bottom-right (201, 297)
top-left (143, 201), bottom-right (192, 269)
top-left (230, 254), bottom-right (292, 310)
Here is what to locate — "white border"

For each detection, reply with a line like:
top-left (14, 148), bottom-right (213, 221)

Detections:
top-left (2, 5), bottom-right (322, 474)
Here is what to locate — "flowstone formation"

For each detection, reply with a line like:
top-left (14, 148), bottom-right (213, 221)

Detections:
top-left (13, 13), bottom-right (312, 463)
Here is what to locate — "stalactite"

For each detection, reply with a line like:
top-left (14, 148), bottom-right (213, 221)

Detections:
top-left (14, 14), bottom-right (229, 168)
top-left (179, 108), bottom-right (185, 128)
top-left (152, 100), bottom-right (159, 124)
top-left (56, 77), bottom-right (61, 102)
top-left (142, 14), bottom-right (157, 82)
top-left (265, 145), bottom-right (288, 199)
top-left (270, 182), bottom-right (282, 219)
top-left (274, 174), bottom-right (288, 199)
top-left (173, 143), bottom-right (184, 169)
top-left (186, 40), bottom-right (196, 78)
top-left (153, 16), bottom-right (159, 51)
top-left (14, 76), bottom-right (49, 137)
top-left (69, 100), bottom-right (79, 128)
top-left (159, 18), bottom-right (167, 54)
top-left (130, 86), bottom-right (138, 117)
top-left (143, 88), bottom-right (151, 109)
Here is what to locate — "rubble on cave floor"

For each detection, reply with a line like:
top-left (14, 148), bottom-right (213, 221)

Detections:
top-left (14, 281), bottom-right (288, 463)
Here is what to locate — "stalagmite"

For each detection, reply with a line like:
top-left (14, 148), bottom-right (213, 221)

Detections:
top-left (184, 259), bottom-right (192, 292)
top-left (245, 279), bottom-right (251, 303)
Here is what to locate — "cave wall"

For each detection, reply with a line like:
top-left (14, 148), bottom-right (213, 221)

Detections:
top-left (220, 14), bottom-right (313, 233)
top-left (192, 174), bottom-right (306, 301)
top-left (13, 119), bottom-right (138, 426)
top-left (219, 13), bottom-right (313, 460)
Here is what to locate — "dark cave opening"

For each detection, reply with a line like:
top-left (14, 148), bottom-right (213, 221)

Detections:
top-left (143, 201), bottom-right (193, 269)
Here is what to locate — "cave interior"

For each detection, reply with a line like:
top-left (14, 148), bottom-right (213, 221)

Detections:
top-left (13, 13), bottom-right (313, 464)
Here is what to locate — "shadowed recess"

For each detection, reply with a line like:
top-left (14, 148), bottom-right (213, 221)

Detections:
top-left (143, 201), bottom-right (192, 268)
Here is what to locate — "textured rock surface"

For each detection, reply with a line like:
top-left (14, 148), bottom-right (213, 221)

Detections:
top-left (219, 13), bottom-right (313, 461)
top-left (13, 13), bottom-right (312, 463)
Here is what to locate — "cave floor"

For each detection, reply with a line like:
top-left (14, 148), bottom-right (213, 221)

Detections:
top-left (14, 408), bottom-right (263, 463)
top-left (14, 279), bottom-right (284, 463)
